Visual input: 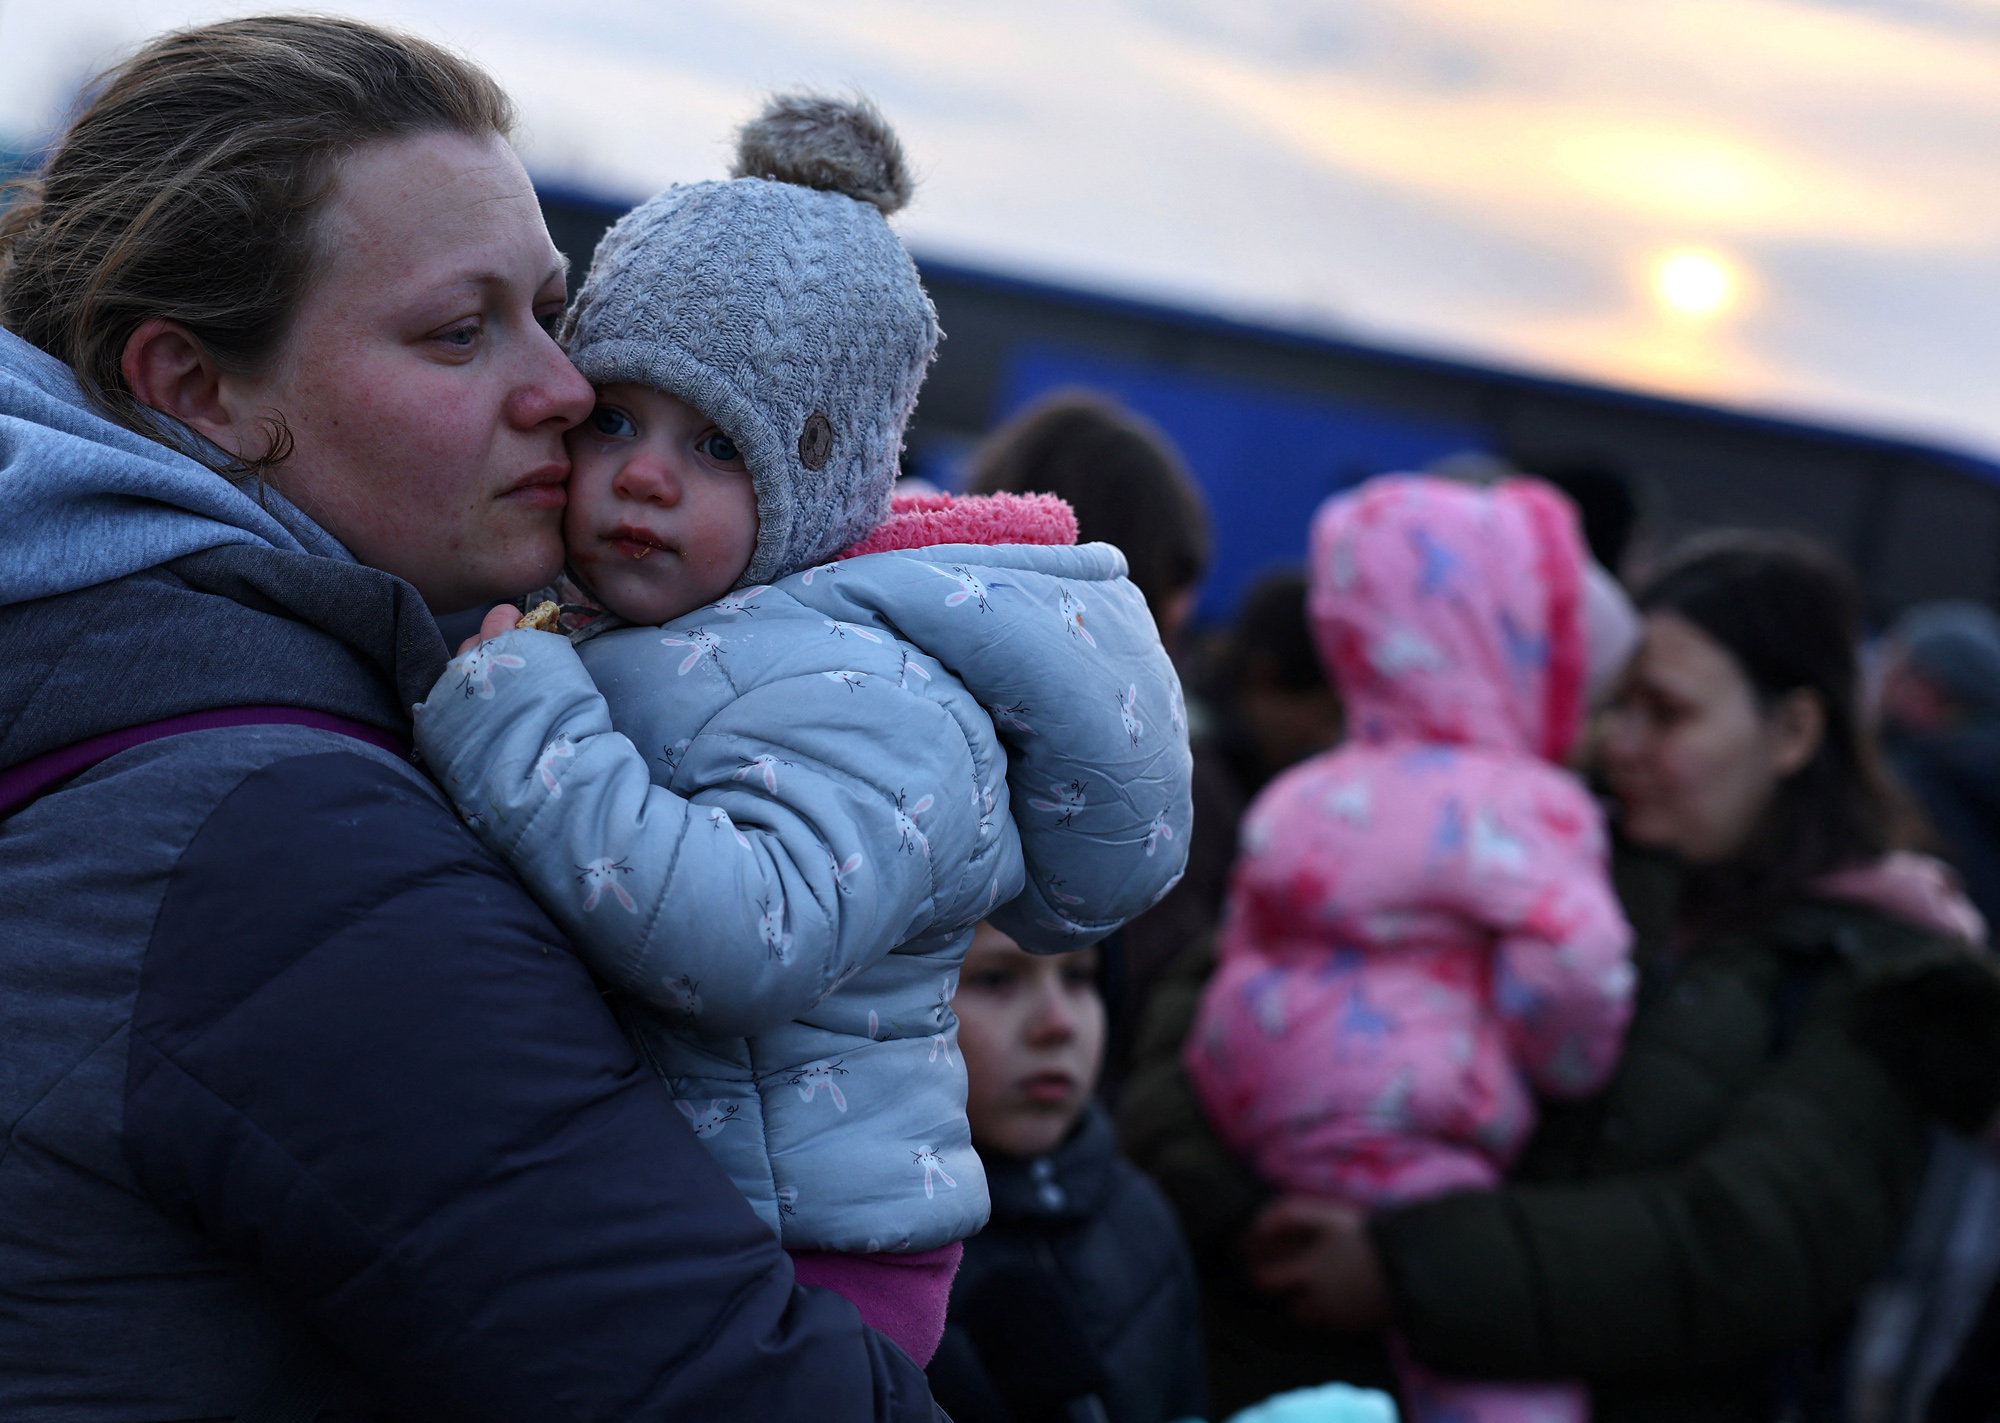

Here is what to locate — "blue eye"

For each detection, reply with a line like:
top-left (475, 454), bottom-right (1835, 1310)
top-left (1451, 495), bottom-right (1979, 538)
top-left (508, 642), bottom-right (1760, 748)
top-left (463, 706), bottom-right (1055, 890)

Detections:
top-left (590, 405), bottom-right (637, 438)
top-left (700, 430), bottom-right (742, 464)
top-left (438, 324), bottom-right (479, 348)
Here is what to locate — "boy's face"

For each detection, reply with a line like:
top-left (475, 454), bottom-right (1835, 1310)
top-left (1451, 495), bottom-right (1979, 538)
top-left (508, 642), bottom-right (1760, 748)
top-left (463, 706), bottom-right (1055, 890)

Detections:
top-left (563, 382), bottom-right (758, 624)
top-left (954, 923), bottom-right (1106, 1159)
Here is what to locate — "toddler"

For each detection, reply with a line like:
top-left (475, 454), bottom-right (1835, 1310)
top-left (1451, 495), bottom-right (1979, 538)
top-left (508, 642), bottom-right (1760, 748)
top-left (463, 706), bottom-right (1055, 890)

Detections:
top-left (414, 95), bottom-right (1192, 1365)
top-left (1184, 474), bottom-right (1639, 1423)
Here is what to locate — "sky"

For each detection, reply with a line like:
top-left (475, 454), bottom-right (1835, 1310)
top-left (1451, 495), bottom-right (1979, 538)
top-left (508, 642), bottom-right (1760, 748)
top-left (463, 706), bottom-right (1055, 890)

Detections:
top-left (5, 0), bottom-right (2000, 455)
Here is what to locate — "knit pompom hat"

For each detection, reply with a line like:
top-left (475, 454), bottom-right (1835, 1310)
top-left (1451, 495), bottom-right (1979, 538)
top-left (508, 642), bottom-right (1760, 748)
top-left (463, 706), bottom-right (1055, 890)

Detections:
top-left (562, 94), bottom-right (940, 587)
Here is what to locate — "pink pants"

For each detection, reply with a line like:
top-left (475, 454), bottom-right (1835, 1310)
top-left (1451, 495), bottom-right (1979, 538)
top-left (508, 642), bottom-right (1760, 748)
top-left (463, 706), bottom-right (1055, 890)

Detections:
top-left (788, 1242), bottom-right (963, 1365)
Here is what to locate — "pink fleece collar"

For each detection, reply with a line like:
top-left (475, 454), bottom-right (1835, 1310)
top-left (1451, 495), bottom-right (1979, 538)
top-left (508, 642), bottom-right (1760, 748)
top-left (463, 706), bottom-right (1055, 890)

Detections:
top-left (838, 490), bottom-right (1078, 558)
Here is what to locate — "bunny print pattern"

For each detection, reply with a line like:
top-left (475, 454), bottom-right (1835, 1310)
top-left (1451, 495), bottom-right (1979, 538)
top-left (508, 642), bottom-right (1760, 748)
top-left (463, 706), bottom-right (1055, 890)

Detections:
top-left (414, 533), bottom-right (1192, 1252)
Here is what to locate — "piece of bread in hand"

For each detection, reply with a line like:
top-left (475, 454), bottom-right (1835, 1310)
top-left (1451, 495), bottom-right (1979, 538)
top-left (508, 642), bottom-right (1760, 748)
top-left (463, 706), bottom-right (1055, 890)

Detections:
top-left (516, 600), bottom-right (562, 634)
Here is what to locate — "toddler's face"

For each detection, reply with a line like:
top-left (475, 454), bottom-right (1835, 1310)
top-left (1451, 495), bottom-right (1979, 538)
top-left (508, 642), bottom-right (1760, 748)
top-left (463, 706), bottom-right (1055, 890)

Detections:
top-left (953, 924), bottom-right (1106, 1159)
top-left (563, 382), bottom-right (758, 624)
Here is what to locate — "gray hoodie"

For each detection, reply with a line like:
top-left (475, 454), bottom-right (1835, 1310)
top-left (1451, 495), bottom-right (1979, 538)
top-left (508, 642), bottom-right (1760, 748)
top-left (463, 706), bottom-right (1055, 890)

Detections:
top-left (0, 327), bottom-right (347, 606)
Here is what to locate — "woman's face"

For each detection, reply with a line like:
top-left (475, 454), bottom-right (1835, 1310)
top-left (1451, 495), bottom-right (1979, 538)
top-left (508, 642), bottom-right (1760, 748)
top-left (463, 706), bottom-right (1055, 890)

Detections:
top-left (1600, 610), bottom-right (1821, 863)
top-left (226, 130), bottom-right (594, 612)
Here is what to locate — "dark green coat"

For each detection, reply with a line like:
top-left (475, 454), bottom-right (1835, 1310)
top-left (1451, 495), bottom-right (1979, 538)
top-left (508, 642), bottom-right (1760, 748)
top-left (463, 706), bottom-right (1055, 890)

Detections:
top-left (1119, 852), bottom-right (2000, 1422)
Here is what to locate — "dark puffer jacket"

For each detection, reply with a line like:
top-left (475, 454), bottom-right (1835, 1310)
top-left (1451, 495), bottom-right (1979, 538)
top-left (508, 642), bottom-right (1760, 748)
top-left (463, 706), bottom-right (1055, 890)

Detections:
top-left (927, 1105), bottom-right (1205, 1423)
top-left (0, 330), bottom-right (938, 1421)
top-left (1120, 850), bottom-right (2000, 1423)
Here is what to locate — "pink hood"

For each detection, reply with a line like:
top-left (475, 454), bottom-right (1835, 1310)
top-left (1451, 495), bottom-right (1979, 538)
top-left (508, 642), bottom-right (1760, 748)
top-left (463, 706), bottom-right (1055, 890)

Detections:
top-left (1308, 474), bottom-right (1590, 762)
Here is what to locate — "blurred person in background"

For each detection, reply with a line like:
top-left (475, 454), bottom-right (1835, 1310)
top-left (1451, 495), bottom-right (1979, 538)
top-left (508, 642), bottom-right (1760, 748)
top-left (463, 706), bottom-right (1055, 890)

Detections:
top-left (1182, 475), bottom-right (1640, 1423)
top-left (1431, 451), bottom-right (1642, 581)
top-left (1523, 459), bottom-right (1642, 578)
top-left (1195, 569), bottom-right (1344, 804)
top-left (966, 390), bottom-right (1209, 657)
top-left (967, 391), bottom-right (1234, 1075)
top-left (1856, 602), bottom-right (2000, 1423)
top-left (1124, 566), bottom-right (1346, 1070)
top-left (927, 922), bottom-right (1205, 1423)
top-left (1878, 602), bottom-right (2000, 934)
top-left (1123, 531), bottom-right (2000, 1422)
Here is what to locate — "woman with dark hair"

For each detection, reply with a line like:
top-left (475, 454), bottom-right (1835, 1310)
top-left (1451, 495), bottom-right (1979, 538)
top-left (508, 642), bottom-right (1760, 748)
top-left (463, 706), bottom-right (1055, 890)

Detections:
top-left (1613, 533), bottom-right (1921, 928)
top-left (1122, 531), bottom-right (2000, 1421)
top-left (0, 17), bottom-right (940, 1421)
top-left (1869, 602), bottom-right (2000, 934)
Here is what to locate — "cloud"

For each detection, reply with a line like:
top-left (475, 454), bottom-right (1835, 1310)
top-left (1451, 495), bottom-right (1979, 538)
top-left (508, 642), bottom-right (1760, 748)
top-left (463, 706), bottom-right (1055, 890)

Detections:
top-left (3, 0), bottom-right (1999, 453)
top-left (1152, 53), bottom-right (1957, 246)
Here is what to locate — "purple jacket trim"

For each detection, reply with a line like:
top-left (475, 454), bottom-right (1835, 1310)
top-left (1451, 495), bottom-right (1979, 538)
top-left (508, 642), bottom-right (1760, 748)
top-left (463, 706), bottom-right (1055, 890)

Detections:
top-left (0, 706), bottom-right (408, 820)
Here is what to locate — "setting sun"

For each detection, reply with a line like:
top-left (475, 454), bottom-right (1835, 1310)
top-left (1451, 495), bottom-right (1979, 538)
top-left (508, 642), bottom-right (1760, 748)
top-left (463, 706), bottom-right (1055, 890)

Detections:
top-left (1648, 247), bottom-right (1746, 321)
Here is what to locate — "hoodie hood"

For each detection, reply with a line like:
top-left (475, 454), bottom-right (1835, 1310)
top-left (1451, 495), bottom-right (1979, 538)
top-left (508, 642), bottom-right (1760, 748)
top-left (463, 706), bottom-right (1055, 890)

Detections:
top-left (0, 329), bottom-right (445, 770)
top-left (1307, 473), bottom-right (1589, 761)
top-left (0, 326), bottom-right (330, 606)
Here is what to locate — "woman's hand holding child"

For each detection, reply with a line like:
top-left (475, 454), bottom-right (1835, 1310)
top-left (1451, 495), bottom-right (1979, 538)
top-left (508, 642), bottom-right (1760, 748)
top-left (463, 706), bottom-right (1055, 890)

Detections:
top-left (1245, 1195), bottom-right (1389, 1332)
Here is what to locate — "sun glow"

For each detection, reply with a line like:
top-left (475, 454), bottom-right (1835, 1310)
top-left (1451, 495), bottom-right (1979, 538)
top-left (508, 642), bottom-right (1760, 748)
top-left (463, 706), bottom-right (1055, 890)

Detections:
top-left (1648, 247), bottom-right (1746, 321)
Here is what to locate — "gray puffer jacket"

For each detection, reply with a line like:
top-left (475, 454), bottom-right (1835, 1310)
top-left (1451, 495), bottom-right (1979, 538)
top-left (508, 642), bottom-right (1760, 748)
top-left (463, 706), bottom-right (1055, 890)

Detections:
top-left (415, 540), bottom-right (1193, 1253)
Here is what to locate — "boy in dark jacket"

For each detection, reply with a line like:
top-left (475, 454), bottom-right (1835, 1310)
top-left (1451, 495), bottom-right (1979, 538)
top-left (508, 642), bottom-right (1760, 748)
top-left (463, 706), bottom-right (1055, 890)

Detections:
top-left (929, 924), bottom-right (1205, 1423)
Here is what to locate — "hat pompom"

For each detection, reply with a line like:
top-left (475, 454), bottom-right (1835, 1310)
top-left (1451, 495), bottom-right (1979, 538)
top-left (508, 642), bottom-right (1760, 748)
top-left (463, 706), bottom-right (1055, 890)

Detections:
top-left (732, 92), bottom-right (914, 216)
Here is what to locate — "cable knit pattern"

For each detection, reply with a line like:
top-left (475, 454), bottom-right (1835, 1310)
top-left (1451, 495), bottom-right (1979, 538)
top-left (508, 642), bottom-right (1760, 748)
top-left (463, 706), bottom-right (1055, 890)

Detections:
top-left (564, 178), bottom-right (938, 588)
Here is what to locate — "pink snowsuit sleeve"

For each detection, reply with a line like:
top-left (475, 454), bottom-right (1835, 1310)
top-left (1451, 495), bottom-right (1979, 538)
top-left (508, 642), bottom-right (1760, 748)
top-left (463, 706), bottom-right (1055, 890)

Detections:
top-left (1468, 768), bottom-right (1635, 1098)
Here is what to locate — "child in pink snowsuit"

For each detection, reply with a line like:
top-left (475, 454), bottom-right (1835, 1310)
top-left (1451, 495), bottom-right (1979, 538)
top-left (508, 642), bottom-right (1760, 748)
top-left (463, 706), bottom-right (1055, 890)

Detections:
top-left (1185, 474), bottom-right (1639, 1423)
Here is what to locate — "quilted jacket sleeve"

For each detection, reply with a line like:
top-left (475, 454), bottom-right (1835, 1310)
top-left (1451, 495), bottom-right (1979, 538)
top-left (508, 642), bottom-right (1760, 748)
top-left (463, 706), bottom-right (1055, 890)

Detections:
top-left (1371, 960), bottom-right (1928, 1379)
top-left (413, 628), bottom-right (1001, 1037)
top-left (790, 544), bottom-right (1193, 956)
top-left (125, 749), bottom-right (940, 1422)
top-left (1468, 769), bottom-right (1636, 1099)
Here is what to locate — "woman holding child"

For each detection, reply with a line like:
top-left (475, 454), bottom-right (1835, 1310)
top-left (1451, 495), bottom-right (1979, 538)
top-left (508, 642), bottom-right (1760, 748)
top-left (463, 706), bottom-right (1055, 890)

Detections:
top-left (1125, 524), bottom-right (2000, 1422)
top-left (0, 15), bottom-right (1189, 1421)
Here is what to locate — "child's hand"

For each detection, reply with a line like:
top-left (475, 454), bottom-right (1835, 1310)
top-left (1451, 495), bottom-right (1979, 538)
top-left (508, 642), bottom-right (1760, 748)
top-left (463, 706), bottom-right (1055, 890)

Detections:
top-left (456, 604), bottom-right (524, 656)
